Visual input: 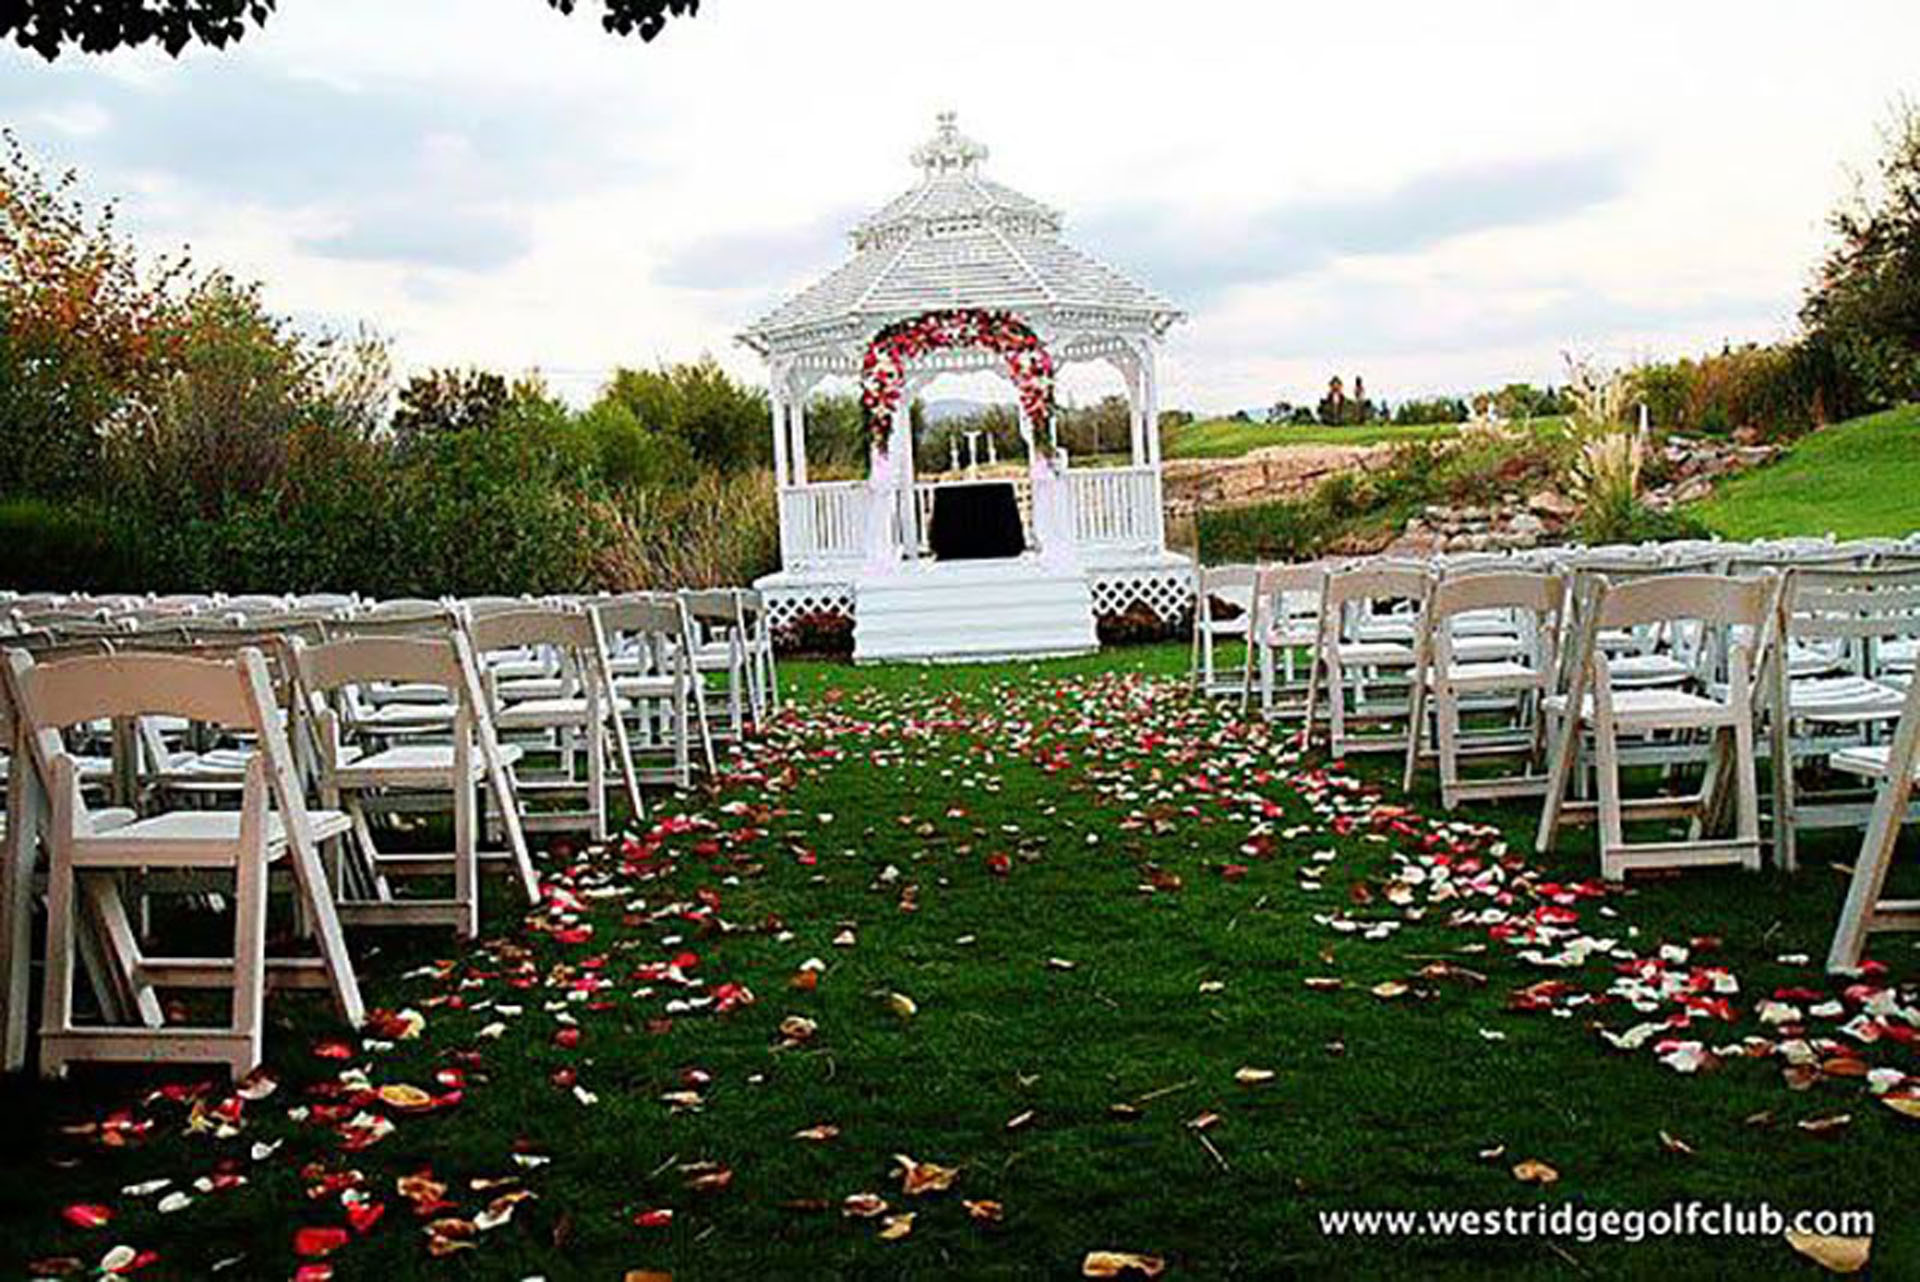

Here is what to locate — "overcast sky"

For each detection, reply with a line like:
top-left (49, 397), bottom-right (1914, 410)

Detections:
top-left (5, 1), bottom-right (1917, 412)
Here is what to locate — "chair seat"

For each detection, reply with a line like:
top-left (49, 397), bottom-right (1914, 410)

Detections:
top-left (334, 742), bottom-right (519, 788)
top-left (367, 681), bottom-right (451, 705)
top-left (1548, 686), bottom-right (1733, 727)
top-left (355, 702), bottom-right (457, 730)
top-left (1334, 640), bottom-right (1415, 666)
top-left (614, 674), bottom-right (685, 698)
top-left (1883, 637), bottom-right (1917, 672)
top-left (73, 807), bottom-right (351, 861)
top-left (1830, 744), bottom-right (1920, 782)
top-left (488, 655), bottom-right (550, 682)
top-left (1789, 675), bottom-right (1908, 724)
top-left (1450, 634), bottom-right (1524, 663)
top-left (496, 696), bottom-right (629, 729)
top-left (1605, 653), bottom-right (1693, 687)
top-left (1430, 659), bottom-right (1542, 686)
top-left (498, 677), bottom-right (568, 701)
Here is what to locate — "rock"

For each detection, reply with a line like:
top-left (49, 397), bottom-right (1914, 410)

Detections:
top-left (1508, 512), bottom-right (1547, 537)
top-left (1527, 490), bottom-right (1578, 520)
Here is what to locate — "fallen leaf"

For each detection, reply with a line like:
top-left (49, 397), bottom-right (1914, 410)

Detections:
top-left (878, 1212), bottom-right (915, 1241)
top-left (1083, 1250), bottom-right (1168, 1278)
top-left (1785, 1231), bottom-right (1870, 1274)
top-left (842, 1193), bottom-right (889, 1219)
top-left (964, 1199), bottom-right (1004, 1225)
top-left (895, 1154), bottom-right (960, 1195)
top-left (1797, 1113), bottom-right (1852, 1136)
top-left (793, 1124), bottom-right (841, 1143)
top-left (1233, 1067), bottom-right (1275, 1086)
top-left (1511, 1159), bottom-right (1559, 1186)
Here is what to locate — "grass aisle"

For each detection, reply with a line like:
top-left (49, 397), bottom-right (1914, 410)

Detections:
top-left (2, 644), bottom-right (1916, 1280)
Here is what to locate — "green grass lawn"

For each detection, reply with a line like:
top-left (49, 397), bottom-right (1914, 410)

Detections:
top-left (1163, 418), bottom-right (1468, 460)
top-left (3, 644), bottom-right (1916, 1280)
top-left (1693, 404), bottom-right (1920, 541)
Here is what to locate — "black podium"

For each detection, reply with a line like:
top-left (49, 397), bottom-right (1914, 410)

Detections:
top-left (927, 481), bottom-right (1025, 561)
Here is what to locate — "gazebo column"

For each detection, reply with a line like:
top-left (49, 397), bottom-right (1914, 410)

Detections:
top-left (769, 375), bottom-right (790, 565)
top-left (791, 391), bottom-right (809, 486)
top-left (1142, 341), bottom-right (1167, 551)
top-left (770, 373), bottom-right (790, 490)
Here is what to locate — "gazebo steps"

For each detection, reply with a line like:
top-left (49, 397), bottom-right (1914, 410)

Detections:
top-left (852, 560), bottom-right (1098, 664)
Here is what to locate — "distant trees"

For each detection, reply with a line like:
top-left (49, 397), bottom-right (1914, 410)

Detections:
top-left (3, 0), bottom-right (699, 59)
top-left (1314, 375), bottom-right (1379, 426)
top-left (1803, 101), bottom-right (1920, 410)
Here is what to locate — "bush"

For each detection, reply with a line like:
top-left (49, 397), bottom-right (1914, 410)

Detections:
top-left (0, 497), bottom-right (142, 591)
top-left (775, 609), bottom-right (854, 657)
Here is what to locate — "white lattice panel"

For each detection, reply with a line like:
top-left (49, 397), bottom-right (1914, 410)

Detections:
top-left (764, 583), bottom-right (855, 632)
top-left (1089, 565), bottom-right (1193, 624)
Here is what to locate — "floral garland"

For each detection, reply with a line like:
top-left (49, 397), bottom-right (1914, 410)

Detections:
top-left (860, 309), bottom-right (1056, 454)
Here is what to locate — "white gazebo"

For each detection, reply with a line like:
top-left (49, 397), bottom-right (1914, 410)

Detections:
top-left (741, 112), bottom-right (1191, 662)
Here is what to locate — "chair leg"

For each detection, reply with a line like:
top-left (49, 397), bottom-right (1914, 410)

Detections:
top-left (1593, 712), bottom-right (1627, 880)
top-left (1437, 686), bottom-right (1464, 809)
top-left (229, 849), bottom-right (269, 1079)
top-left (37, 849), bottom-right (79, 1080)
top-left (1731, 718), bottom-right (1763, 871)
top-left (453, 759), bottom-right (480, 940)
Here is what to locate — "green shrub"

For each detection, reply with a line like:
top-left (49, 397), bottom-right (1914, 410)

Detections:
top-left (0, 497), bottom-right (142, 591)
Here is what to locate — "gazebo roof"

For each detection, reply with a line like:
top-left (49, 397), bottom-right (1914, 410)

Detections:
top-left (740, 113), bottom-right (1183, 361)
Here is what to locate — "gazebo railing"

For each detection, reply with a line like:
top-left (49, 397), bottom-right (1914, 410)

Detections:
top-left (779, 481), bottom-right (867, 566)
top-left (1069, 464), bottom-right (1162, 551)
top-left (778, 465), bottom-right (1166, 568)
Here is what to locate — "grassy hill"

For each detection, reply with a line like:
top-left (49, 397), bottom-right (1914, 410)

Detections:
top-left (1161, 417), bottom-right (1458, 459)
top-left (1691, 404), bottom-right (1920, 540)
top-left (1161, 415), bottom-right (1571, 460)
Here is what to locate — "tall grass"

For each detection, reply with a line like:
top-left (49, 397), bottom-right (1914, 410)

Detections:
top-left (590, 468), bottom-right (779, 589)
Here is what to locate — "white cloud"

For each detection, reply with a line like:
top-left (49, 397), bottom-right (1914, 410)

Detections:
top-left (3, 0), bottom-right (1916, 412)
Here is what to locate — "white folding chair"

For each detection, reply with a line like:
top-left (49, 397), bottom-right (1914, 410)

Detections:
top-left (1190, 564), bottom-right (1257, 697)
top-left (1240, 563), bottom-right (1326, 723)
top-left (467, 606), bottom-right (643, 839)
top-left (1538, 573), bottom-right (1780, 878)
top-left (1825, 671), bottom-right (1920, 971)
top-left (596, 596), bottom-right (711, 789)
top-left (298, 633), bottom-right (536, 939)
top-left (1767, 565), bottom-right (1920, 871)
top-left (1404, 569), bottom-right (1565, 807)
top-left (1309, 562), bottom-right (1431, 756)
top-left (680, 590), bottom-right (752, 748)
top-left (7, 648), bottom-right (363, 1079)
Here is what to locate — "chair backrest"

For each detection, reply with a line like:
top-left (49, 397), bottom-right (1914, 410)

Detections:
top-left (12, 650), bottom-right (262, 733)
top-left (1429, 568), bottom-right (1565, 620)
top-left (594, 595), bottom-right (684, 641)
top-left (1783, 565), bottom-right (1920, 642)
top-left (1592, 572), bottom-right (1778, 632)
top-left (297, 634), bottom-right (472, 698)
top-left (325, 608), bottom-right (461, 640)
top-left (680, 589), bottom-right (741, 627)
top-left (465, 605), bottom-right (596, 657)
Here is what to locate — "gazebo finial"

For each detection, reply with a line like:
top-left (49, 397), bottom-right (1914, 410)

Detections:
top-left (911, 109), bottom-right (988, 175)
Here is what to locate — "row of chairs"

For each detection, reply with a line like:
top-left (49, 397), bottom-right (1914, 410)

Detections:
top-left (1192, 533), bottom-right (1920, 972)
top-left (0, 588), bottom-right (781, 1079)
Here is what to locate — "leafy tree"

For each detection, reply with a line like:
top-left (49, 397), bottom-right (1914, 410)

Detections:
top-left (572, 396), bottom-right (695, 490)
top-left (391, 368), bottom-right (513, 444)
top-left (1802, 102), bottom-right (1920, 409)
top-left (601, 356), bottom-right (768, 474)
top-left (3, 0), bottom-right (698, 60)
top-left (1, 127), bottom-right (192, 495)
